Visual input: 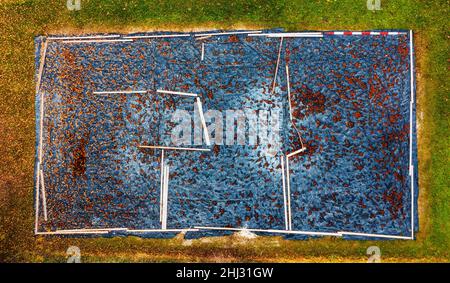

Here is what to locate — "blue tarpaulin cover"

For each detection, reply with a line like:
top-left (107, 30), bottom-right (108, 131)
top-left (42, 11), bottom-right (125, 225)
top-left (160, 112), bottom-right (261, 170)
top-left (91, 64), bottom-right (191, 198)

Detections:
top-left (34, 29), bottom-right (418, 239)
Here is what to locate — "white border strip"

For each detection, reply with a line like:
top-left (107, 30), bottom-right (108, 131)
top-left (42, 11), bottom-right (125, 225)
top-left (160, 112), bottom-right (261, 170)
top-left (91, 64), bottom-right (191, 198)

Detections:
top-left (195, 227), bottom-right (341, 236)
top-left (35, 39), bottom-right (47, 233)
top-left (36, 231), bottom-right (110, 235)
top-left (38, 228), bottom-right (411, 238)
top-left (159, 150), bottom-right (165, 223)
top-left (156, 89), bottom-right (198, 97)
top-left (201, 43), bottom-right (205, 61)
top-left (196, 97), bottom-right (211, 145)
top-left (93, 90), bottom-right (147, 94)
top-left (249, 32), bottom-right (323, 38)
top-left (36, 40), bottom-right (48, 94)
top-left (339, 232), bottom-right (413, 240)
top-left (196, 36), bottom-right (212, 41)
top-left (195, 30), bottom-right (262, 37)
top-left (37, 43), bottom-right (46, 180)
top-left (271, 37), bottom-right (283, 94)
top-left (285, 156), bottom-right (292, 230)
top-left (48, 35), bottom-right (120, 40)
top-left (58, 228), bottom-right (128, 232)
top-left (61, 39), bottom-right (133, 44)
top-left (39, 170), bottom-right (48, 221)
top-left (128, 228), bottom-right (199, 233)
top-left (268, 34), bottom-right (323, 38)
top-left (409, 30), bottom-right (415, 239)
top-left (162, 165), bottom-right (169, 230)
top-left (281, 156), bottom-right (288, 230)
top-left (36, 228), bottom-right (198, 235)
top-left (325, 31), bottom-right (407, 36)
top-left (138, 145), bottom-right (211, 152)
top-left (287, 148), bottom-right (306, 158)
top-left (123, 34), bottom-right (190, 39)
top-left (34, 164), bottom-right (40, 234)
top-left (194, 227), bottom-right (412, 239)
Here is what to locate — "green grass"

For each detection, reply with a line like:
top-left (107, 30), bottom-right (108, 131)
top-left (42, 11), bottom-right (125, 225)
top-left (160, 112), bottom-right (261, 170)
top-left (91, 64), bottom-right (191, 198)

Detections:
top-left (0, 0), bottom-right (448, 262)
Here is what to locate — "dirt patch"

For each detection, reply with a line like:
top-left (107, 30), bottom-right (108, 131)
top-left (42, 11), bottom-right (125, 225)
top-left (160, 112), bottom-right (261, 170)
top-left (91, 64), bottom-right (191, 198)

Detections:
top-left (72, 133), bottom-right (89, 178)
top-left (414, 32), bottom-right (432, 241)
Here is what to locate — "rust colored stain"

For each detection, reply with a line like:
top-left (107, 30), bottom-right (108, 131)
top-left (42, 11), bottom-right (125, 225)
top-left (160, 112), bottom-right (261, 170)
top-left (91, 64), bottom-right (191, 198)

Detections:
top-left (292, 86), bottom-right (326, 119)
top-left (228, 35), bottom-right (240, 43)
top-left (213, 144), bottom-right (220, 156)
top-left (72, 134), bottom-right (88, 178)
top-left (383, 188), bottom-right (404, 220)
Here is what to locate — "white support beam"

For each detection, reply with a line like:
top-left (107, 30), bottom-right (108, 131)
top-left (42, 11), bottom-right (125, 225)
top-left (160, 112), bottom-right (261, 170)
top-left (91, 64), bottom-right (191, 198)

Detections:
top-left (34, 163), bottom-right (40, 234)
top-left (195, 31), bottom-right (262, 37)
top-left (159, 150), bottom-right (165, 223)
top-left (196, 97), bottom-right (211, 145)
top-left (409, 30), bottom-right (415, 239)
top-left (161, 165), bottom-right (170, 230)
top-left (128, 228), bottom-right (199, 233)
top-left (156, 89), bottom-right (198, 97)
top-left (248, 32), bottom-right (323, 38)
top-left (93, 90), bottom-right (147, 94)
top-left (281, 156), bottom-right (288, 230)
top-left (285, 155), bottom-right (292, 230)
top-left (201, 43), bottom-right (205, 61)
top-left (48, 35), bottom-right (121, 40)
top-left (194, 226), bottom-right (342, 237)
top-left (39, 170), bottom-right (48, 221)
top-left (138, 145), bottom-right (211, 152)
top-left (339, 231), bottom-right (413, 240)
top-left (287, 148), bottom-right (306, 158)
top-left (61, 39), bottom-right (133, 44)
top-left (123, 34), bottom-right (190, 39)
top-left (271, 37), bottom-right (283, 94)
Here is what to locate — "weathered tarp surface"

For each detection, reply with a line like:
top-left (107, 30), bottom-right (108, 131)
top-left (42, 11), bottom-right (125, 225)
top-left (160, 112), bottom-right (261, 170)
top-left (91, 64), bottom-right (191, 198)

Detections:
top-left (35, 30), bottom-right (418, 239)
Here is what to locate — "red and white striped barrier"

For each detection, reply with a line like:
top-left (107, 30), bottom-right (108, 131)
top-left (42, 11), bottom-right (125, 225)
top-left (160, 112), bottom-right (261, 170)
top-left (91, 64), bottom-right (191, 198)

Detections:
top-left (325, 31), bottom-right (407, 36)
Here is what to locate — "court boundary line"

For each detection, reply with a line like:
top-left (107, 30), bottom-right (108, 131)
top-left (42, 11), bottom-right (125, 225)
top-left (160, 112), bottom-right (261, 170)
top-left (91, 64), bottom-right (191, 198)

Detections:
top-left (138, 145), bottom-right (211, 151)
top-left (61, 39), bottom-right (134, 44)
top-left (156, 89), bottom-right (198, 97)
top-left (249, 32), bottom-right (323, 38)
top-left (93, 90), bottom-right (147, 94)
top-left (35, 228), bottom-right (198, 235)
top-left (35, 38), bottom-right (48, 233)
top-left (161, 165), bottom-right (170, 230)
top-left (123, 34), bottom-right (191, 39)
top-left (48, 35), bottom-right (121, 40)
top-left (194, 31), bottom-right (262, 37)
top-left (196, 97), bottom-right (211, 145)
top-left (194, 227), bottom-right (342, 237)
top-left (281, 156), bottom-right (288, 230)
top-left (271, 37), bottom-right (283, 94)
top-left (159, 150), bottom-right (165, 222)
top-left (39, 170), bottom-right (48, 221)
top-left (409, 30), bottom-right (415, 239)
top-left (194, 227), bottom-right (413, 239)
top-left (201, 43), bottom-right (205, 61)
